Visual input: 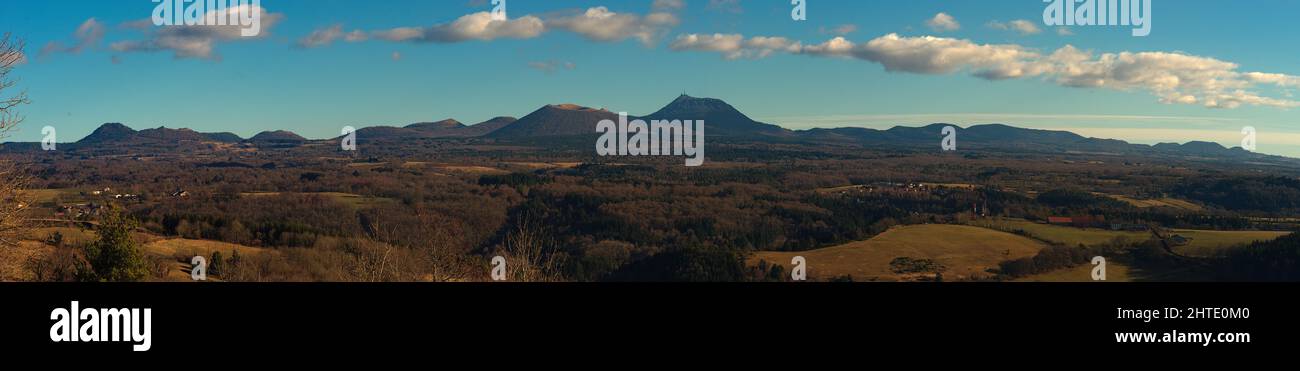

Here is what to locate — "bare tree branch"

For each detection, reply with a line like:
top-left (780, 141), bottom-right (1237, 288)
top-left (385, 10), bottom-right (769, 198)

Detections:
top-left (0, 33), bottom-right (30, 247)
top-left (0, 33), bottom-right (29, 137)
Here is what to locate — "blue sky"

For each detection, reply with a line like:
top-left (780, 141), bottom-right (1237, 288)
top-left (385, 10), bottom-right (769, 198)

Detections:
top-left (3, 0), bottom-right (1298, 156)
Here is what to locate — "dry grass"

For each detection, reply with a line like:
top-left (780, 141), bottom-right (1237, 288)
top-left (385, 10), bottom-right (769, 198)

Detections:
top-left (0, 240), bottom-right (50, 281)
top-left (752, 224), bottom-right (1046, 281)
top-left (21, 188), bottom-right (78, 203)
top-left (973, 219), bottom-right (1149, 247)
top-left (505, 162), bottom-right (583, 170)
top-left (240, 192), bottom-right (393, 208)
top-left (973, 218), bottom-right (1287, 255)
top-left (144, 238), bottom-right (273, 281)
top-left (1014, 262), bottom-right (1133, 282)
top-left (1170, 229), bottom-right (1290, 257)
top-left (1105, 194), bottom-right (1204, 211)
top-left (436, 165), bottom-right (510, 175)
top-left (345, 162), bottom-right (386, 168)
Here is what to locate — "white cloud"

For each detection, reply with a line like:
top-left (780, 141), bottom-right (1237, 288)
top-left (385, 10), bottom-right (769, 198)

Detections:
top-left (299, 24), bottom-right (341, 48)
top-left (925, 13), bottom-right (960, 32)
top-left (338, 5), bottom-right (683, 48)
top-left (1245, 72), bottom-right (1300, 88)
top-left (1044, 46), bottom-right (1300, 108)
top-left (546, 7), bottom-right (679, 46)
top-left (391, 51), bottom-right (402, 61)
top-left (298, 24), bottom-right (367, 48)
top-left (987, 20), bottom-right (1042, 35)
top-left (820, 24), bottom-right (858, 36)
top-left (1056, 27), bottom-right (1074, 36)
top-left (110, 5), bottom-right (284, 60)
top-left (800, 37), bottom-right (855, 57)
top-left (40, 18), bottom-right (106, 58)
top-left (669, 31), bottom-right (1300, 109)
top-left (345, 30), bottom-right (368, 42)
top-left (670, 33), bottom-right (801, 60)
top-left (854, 33), bottom-right (1044, 79)
top-left (373, 11), bottom-right (544, 43)
top-left (670, 33), bottom-right (743, 53)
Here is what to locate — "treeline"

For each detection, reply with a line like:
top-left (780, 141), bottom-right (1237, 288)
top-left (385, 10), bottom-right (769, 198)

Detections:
top-left (1173, 176), bottom-right (1300, 213)
top-left (997, 240), bottom-right (1128, 278)
top-left (1210, 233), bottom-right (1300, 281)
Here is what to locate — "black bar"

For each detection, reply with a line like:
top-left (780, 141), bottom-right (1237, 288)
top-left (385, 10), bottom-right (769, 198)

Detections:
top-left (0, 283), bottom-right (1293, 357)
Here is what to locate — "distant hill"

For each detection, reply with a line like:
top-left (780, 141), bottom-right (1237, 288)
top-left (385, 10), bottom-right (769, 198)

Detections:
top-left (404, 119), bottom-right (464, 132)
top-left (77, 123), bottom-right (243, 145)
top-left (353, 119), bottom-right (465, 141)
top-left (488, 104), bottom-right (621, 139)
top-left (201, 132), bottom-right (245, 143)
top-left (248, 130), bottom-right (307, 146)
top-left (458, 116), bottom-right (517, 137)
top-left (1153, 141), bottom-right (1250, 157)
top-left (803, 123), bottom-right (1159, 154)
top-left (5, 96), bottom-right (1293, 167)
top-left (77, 123), bottom-right (137, 144)
top-left (641, 95), bottom-right (788, 136)
top-left (490, 95), bottom-right (787, 139)
top-left (354, 117), bottom-right (517, 141)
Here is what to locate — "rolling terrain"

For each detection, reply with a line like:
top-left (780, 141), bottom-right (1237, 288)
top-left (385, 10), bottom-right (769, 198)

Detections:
top-left (752, 224), bottom-right (1047, 281)
top-left (2, 94), bottom-right (1298, 282)
top-left (7, 94), bottom-right (1298, 173)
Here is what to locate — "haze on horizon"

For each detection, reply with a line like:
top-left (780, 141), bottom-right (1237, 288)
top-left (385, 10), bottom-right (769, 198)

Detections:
top-left (2, 0), bottom-right (1297, 156)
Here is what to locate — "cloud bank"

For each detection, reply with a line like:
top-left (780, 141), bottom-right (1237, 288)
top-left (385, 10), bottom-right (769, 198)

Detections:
top-left (372, 12), bottom-right (544, 43)
top-left (925, 13), bottom-right (960, 32)
top-left (671, 32), bottom-right (1300, 109)
top-left (40, 18), bottom-right (106, 58)
top-left (110, 5), bottom-right (284, 60)
top-left (363, 5), bottom-right (680, 47)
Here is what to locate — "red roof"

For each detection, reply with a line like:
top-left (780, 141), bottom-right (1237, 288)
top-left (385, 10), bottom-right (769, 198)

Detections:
top-left (1047, 217), bottom-right (1074, 224)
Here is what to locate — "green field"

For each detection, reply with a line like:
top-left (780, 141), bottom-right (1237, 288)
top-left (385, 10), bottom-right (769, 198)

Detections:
top-left (752, 224), bottom-right (1046, 281)
top-left (1105, 194), bottom-right (1204, 211)
top-left (23, 188), bottom-right (83, 204)
top-left (971, 219), bottom-right (1287, 256)
top-left (1170, 229), bottom-right (1291, 256)
top-left (971, 219), bottom-right (1147, 247)
top-left (240, 192), bottom-right (394, 209)
top-left (1014, 262), bottom-right (1133, 282)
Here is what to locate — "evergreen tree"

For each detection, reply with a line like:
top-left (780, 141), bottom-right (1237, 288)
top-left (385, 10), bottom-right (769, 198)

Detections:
top-left (81, 207), bottom-right (149, 282)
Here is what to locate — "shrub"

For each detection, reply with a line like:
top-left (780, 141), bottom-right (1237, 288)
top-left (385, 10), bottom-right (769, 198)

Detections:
top-left (81, 208), bottom-right (149, 282)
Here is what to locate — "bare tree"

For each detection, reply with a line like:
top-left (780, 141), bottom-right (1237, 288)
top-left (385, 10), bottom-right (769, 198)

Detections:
top-left (356, 208), bottom-right (478, 282)
top-left (0, 33), bottom-right (30, 247)
top-left (498, 212), bottom-right (564, 282)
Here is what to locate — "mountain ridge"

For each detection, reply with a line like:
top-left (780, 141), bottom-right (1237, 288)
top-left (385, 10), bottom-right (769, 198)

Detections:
top-left (7, 95), bottom-right (1288, 163)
